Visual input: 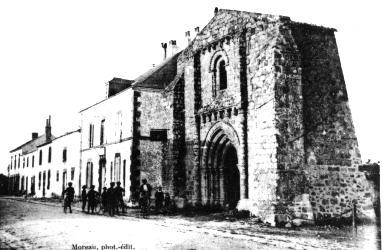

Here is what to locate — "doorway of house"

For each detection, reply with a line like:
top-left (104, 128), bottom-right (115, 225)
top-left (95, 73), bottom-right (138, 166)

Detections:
top-left (62, 170), bottom-right (67, 193)
top-left (98, 157), bottom-right (106, 193)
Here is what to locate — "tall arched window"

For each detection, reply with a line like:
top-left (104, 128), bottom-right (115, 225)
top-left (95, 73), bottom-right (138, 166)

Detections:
top-left (212, 55), bottom-right (228, 97)
top-left (218, 60), bottom-right (227, 90)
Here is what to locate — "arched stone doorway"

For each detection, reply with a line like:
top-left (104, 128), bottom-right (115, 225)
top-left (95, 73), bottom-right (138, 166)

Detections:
top-left (223, 145), bottom-right (240, 209)
top-left (200, 122), bottom-right (243, 209)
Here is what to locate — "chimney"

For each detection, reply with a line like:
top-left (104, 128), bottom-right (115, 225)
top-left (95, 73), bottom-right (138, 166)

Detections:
top-left (169, 40), bottom-right (178, 56)
top-left (161, 42), bottom-right (167, 60)
top-left (45, 115), bottom-right (52, 141)
top-left (194, 27), bottom-right (200, 34)
top-left (214, 7), bottom-right (219, 15)
top-left (32, 133), bottom-right (38, 140)
top-left (185, 31), bottom-right (191, 45)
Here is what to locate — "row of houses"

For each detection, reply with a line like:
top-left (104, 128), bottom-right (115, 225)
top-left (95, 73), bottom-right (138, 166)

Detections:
top-left (8, 117), bottom-right (80, 197)
top-left (7, 8), bottom-right (376, 225)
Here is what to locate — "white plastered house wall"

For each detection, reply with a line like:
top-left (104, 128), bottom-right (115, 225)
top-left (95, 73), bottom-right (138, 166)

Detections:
top-left (80, 87), bottom-right (134, 198)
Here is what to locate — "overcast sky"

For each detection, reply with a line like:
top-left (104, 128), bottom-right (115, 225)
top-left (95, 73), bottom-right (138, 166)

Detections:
top-left (0, 0), bottom-right (381, 174)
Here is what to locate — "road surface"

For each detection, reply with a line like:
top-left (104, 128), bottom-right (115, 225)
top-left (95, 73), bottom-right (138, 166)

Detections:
top-left (0, 197), bottom-right (379, 249)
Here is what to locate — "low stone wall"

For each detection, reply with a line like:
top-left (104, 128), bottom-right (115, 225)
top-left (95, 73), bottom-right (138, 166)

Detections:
top-left (301, 165), bottom-right (375, 223)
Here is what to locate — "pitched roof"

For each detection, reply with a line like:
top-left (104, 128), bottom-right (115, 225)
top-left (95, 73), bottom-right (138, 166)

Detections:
top-left (10, 134), bottom-right (56, 155)
top-left (37, 129), bottom-right (80, 148)
top-left (132, 52), bottom-right (181, 90)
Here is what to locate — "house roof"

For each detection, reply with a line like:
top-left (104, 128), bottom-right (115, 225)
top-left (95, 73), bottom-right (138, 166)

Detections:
top-left (37, 129), bottom-right (80, 148)
top-left (132, 52), bottom-right (181, 90)
top-left (10, 134), bottom-right (56, 155)
top-left (80, 52), bottom-right (182, 112)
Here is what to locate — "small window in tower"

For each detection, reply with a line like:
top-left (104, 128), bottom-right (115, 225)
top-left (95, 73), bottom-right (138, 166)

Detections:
top-left (150, 129), bottom-right (167, 141)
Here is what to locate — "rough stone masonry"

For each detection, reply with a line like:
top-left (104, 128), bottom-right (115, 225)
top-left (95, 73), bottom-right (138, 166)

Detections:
top-left (135, 8), bottom-right (376, 226)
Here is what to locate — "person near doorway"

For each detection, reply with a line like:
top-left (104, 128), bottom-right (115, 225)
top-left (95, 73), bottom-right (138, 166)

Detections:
top-left (155, 186), bottom-right (164, 211)
top-left (81, 185), bottom-right (87, 212)
top-left (107, 182), bottom-right (117, 216)
top-left (115, 181), bottom-right (125, 214)
top-left (87, 185), bottom-right (98, 214)
top-left (139, 179), bottom-right (152, 217)
top-left (62, 182), bottom-right (75, 213)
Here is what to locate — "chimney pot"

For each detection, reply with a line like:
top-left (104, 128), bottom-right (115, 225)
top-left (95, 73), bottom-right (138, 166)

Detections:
top-left (195, 27), bottom-right (200, 33)
top-left (161, 42), bottom-right (167, 60)
top-left (32, 133), bottom-right (38, 140)
top-left (214, 7), bottom-right (219, 15)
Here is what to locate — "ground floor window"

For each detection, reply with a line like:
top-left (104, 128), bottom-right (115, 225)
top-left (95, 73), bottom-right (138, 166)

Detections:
top-left (71, 167), bottom-right (75, 181)
top-left (38, 172), bottom-right (41, 190)
top-left (56, 171), bottom-right (59, 181)
top-left (47, 170), bottom-right (51, 190)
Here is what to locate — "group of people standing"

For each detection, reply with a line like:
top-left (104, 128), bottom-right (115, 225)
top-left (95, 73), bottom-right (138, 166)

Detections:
top-left (62, 179), bottom-right (172, 215)
top-left (81, 181), bottom-right (125, 216)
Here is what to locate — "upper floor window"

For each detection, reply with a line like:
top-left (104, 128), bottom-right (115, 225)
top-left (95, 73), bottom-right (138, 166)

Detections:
top-left (10, 156), bottom-right (13, 169)
top-left (89, 124), bottom-right (94, 148)
top-left (48, 147), bottom-right (52, 163)
top-left (27, 157), bottom-right (29, 167)
top-left (32, 155), bottom-right (35, 167)
top-left (213, 56), bottom-right (227, 96)
top-left (210, 50), bottom-right (229, 97)
top-left (71, 167), bottom-right (75, 181)
top-left (218, 60), bottom-right (227, 90)
top-left (39, 150), bottom-right (42, 165)
top-left (23, 157), bottom-right (25, 168)
top-left (14, 156), bottom-right (16, 169)
top-left (100, 119), bottom-right (105, 145)
top-left (63, 148), bottom-right (67, 162)
top-left (18, 154), bottom-right (20, 168)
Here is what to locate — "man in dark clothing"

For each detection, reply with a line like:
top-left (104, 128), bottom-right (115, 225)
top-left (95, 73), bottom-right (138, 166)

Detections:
top-left (101, 187), bottom-right (108, 213)
top-left (87, 185), bottom-right (98, 214)
top-left (107, 182), bottom-right (117, 216)
top-left (164, 192), bottom-right (171, 210)
top-left (62, 182), bottom-right (75, 213)
top-left (155, 186), bottom-right (164, 211)
top-left (115, 181), bottom-right (125, 214)
top-left (81, 185), bottom-right (87, 212)
top-left (139, 179), bottom-right (152, 216)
